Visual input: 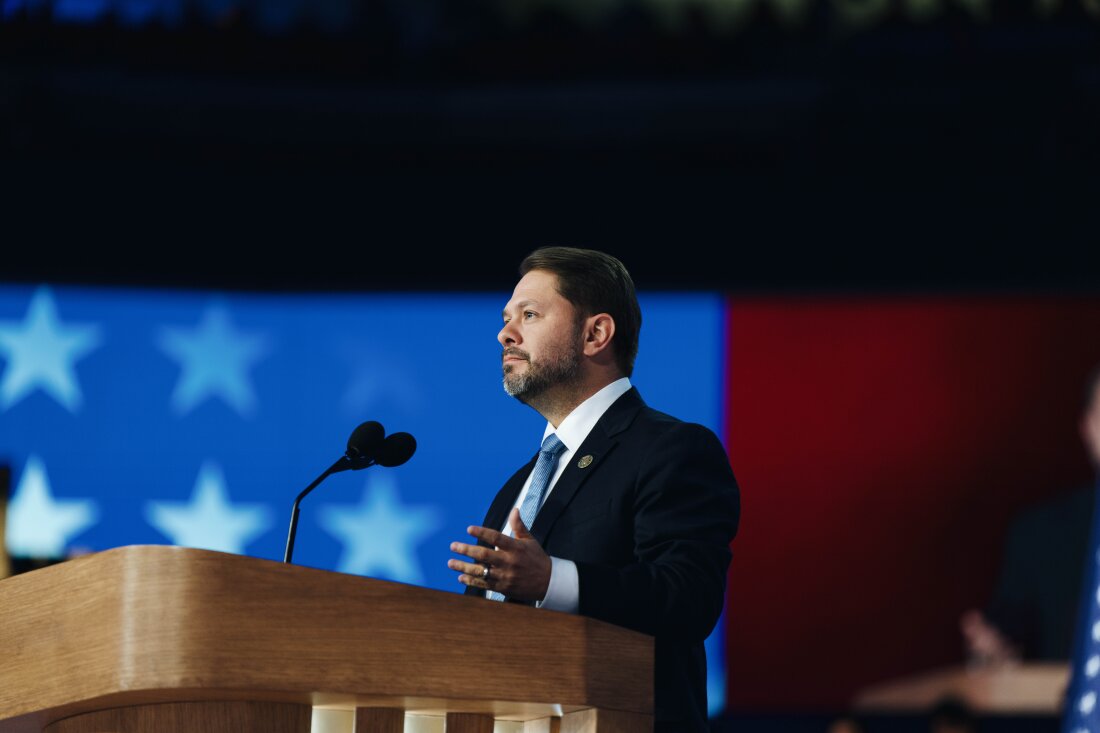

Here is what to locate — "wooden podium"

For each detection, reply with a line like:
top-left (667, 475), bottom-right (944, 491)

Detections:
top-left (0, 545), bottom-right (653, 733)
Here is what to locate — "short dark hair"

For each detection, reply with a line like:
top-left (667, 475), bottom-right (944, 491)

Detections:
top-left (520, 247), bottom-right (642, 377)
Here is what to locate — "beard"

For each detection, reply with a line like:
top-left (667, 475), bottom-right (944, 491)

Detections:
top-left (502, 339), bottom-right (581, 404)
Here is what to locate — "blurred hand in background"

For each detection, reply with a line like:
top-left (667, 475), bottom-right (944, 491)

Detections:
top-left (959, 609), bottom-right (1021, 669)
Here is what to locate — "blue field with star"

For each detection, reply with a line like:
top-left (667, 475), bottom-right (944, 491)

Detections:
top-left (0, 284), bottom-right (728, 712)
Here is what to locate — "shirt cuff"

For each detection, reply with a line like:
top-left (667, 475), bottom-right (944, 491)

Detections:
top-left (537, 556), bottom-right (579, 613)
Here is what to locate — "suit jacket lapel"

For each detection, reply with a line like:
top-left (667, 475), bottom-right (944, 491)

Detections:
top-left (530, 388), bottom-right (646, 543)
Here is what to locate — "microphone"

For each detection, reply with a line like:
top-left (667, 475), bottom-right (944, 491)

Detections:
top-left (376, 432), bottom-right (417, 467)
top-left (283, 421), bottom-right (417, 564)
top-left (341, 420), bottom-right (385, 469)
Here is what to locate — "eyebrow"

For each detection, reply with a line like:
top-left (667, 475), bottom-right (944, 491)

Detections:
top-left (502, 299), bottom-right (539, 318)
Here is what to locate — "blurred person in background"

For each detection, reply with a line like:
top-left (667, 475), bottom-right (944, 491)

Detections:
top-left (960, 368), bottom-right (1100, 665)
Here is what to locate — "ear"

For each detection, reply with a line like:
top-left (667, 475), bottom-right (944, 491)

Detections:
top-left (581, 313), bottom-right (616, 358)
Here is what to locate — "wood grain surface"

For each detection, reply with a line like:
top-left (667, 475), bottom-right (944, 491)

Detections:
top-left (0, 546), bottom-right (652, 732)
top-left (43, 701), bottom-right (310, 733)
top-left (443, 712), bottom-right (495, 733)
top-left (354, 707), bottom-right (404, 733)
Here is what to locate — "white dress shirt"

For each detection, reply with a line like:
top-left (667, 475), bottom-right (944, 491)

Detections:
top-left (499, 377), bottom-right (633, 612)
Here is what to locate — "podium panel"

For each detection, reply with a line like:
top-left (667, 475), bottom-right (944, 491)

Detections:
top-left (0, 546), bottom-right (652, 733)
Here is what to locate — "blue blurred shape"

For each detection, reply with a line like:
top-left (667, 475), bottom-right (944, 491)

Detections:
top-left (253, 0), bottom-right (301, 33)
top-left (115, 0), bottom-right (171, 26)
top-left (52, 0), bottom-right (108, 22)
top-left (195, 0), bottom-right (239, 25)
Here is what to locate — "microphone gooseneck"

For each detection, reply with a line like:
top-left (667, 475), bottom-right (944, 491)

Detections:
top-left (283, 454), bottom-right (347, 563)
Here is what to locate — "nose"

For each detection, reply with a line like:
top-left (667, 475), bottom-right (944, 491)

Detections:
top-left (498, 320), bottom-right (519, 347)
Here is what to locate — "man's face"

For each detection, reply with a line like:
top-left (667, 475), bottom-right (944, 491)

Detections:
top-left (498, 269), bottom-right (583, 401)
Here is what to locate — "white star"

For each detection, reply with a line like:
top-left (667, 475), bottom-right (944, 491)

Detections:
top-left (0, 287), bottom-right (101, 412)
top-left (156, 305), bottom-right (270, 417)
top-left (1093, 620), bottom-right (1100, 643)
top-left (1087, 655), bottom-right (1100, 678)
top-left (318, 473), bottom-right (441, 583)
top-left (6, 455), bottom-right (98, 556)
top-left (145, 461), bottom-right (272, 554)
top-left (1081, 692), bottom-right (1097, 716)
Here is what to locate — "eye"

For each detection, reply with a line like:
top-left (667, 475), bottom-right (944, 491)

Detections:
top-left (524, 310), bottom-right (537, 319)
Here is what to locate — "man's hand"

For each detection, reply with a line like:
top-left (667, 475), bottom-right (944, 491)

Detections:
top-left (448, 508), bottom-right (552, 602)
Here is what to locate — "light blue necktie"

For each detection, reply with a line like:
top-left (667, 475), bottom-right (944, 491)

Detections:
top-left (487, 433), bottom-right (566, 602)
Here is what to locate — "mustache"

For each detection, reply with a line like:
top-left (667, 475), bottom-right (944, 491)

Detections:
top-left (502, 348), bottom-right (529, 362)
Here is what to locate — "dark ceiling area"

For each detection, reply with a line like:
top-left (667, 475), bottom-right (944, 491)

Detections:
top-left (2, 3), bottom-right (1099, 292)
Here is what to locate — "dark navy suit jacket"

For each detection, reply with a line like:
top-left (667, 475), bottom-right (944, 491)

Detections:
top-left (468, 388), bottom-right (741, 731)
top-left (987, 485), bottom-right (1095, 660)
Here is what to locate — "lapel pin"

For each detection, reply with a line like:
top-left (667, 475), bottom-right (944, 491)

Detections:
top-left (578, 455), bottom-right (594, 469)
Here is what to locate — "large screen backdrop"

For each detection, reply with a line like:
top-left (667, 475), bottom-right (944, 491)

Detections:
top-left (0, 284), bottom-right (728, 712)
top-left (726, 297), bottom-right (1100, 708)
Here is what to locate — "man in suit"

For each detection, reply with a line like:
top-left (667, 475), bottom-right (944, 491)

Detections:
top-left (447, 247), bottom-right (740, 732)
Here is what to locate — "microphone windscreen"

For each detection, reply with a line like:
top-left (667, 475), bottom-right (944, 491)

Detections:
top-left (347, 421), bottom-right (385, 460)
top-left (376, 432), bottom-right (417, 467)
